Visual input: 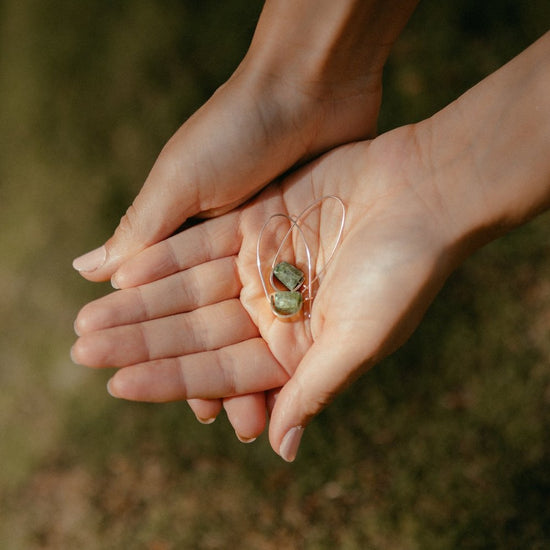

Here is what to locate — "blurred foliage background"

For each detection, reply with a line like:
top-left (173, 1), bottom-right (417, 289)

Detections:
top-left (1, 1), bottom-right (549, 548)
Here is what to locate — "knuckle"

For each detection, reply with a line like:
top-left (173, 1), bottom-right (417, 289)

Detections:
top-left (114, 203), bottom-right (140, 240)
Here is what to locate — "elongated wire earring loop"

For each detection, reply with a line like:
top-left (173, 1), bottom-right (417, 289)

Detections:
top-left (256, 195), bottom-right (346, 320)
top-left (295, 195), bottom-right (346, 289)
top-left (256, 212), bottom-right (313, 318)
top-left (269, 215), bottom-right (313, 306)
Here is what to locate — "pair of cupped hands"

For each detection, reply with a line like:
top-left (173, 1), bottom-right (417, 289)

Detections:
top-left (70, 39), bottom-right (478, 462)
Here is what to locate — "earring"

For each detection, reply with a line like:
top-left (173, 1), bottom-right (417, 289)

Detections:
top-left (256, 195), bottom-right (346, 319)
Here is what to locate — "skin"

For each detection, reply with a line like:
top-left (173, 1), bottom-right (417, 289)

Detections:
top-left (72, 0), bottom-right (419, 436)
top-left (73, 31), bottom-right (550, 461)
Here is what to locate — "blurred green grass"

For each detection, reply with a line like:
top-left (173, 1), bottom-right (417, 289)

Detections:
top-left (1, 1), bottom-right (549, 548)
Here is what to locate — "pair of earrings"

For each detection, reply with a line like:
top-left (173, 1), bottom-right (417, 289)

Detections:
top-left (270, 260), bottom-right (306, 317)
top-left (256, 195), bottom-right (346, 319)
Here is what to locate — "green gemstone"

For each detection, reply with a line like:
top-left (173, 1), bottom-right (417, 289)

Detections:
top-left (273, 261), bottom-right (304, 291)
top-left (271, 291), bottom-right (303, 317)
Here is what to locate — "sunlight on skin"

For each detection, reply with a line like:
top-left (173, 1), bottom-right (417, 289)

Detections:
top-left (73, 129), bottom-right (462, 458)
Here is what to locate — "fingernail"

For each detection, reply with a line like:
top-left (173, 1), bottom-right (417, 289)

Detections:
top-left (236, 432), bottom-right (257, 444)
top-left (111, 276), bottom-right (120, 290)
top-left (197, 416), bottom-right (216, 425)
top-left (279, 426), bottom-right (304, 462)
top-left (106, 378), bottom-right (119, 398)
top-left (72, 246), bottom-right (106, 273)
top-left (69, 345), bottom-right (79, 365)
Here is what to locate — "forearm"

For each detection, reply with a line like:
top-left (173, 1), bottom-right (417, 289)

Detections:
top-left (417, 32), bottom-right (550, 252)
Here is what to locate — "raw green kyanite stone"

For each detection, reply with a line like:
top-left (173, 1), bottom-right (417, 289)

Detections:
top-left (271, 291), bottom-right (303, 317)
top-left (273, 261), bottom-right (304, 291)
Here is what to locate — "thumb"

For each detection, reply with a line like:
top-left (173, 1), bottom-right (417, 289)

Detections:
top-left (269, 329), bottom-right (371, 462)
top-left (72, 140), bottom-right (203, 282)
top-left (71, 82), bottom-right (266, 282)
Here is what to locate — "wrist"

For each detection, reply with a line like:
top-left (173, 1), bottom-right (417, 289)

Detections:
top-left (414, 32), bottom-right (550, 259)
top-left (229, 0), bottom-right (419, 152)
top-left (240, 0), bottom-right (418, 97)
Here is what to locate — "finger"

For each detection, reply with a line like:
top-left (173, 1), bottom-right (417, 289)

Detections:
top-left (268, 328), bottom-right (370, 462)
top-left (71, 164), bottom-right (200, 281)
top-left (75, 256), bottom-right (240, 335)
top-left (106, 338), bottom-right (290, 402)
top-left (223, 393), bottom-right (267, 443)
top-left (111, 212), bottom-right (241, 289)
top-left (72, 299), bottom-right (258, 368)
top-left (266, 388), bottom-right (281, 417)
top-left (72, 152), bottom-right (244, 285)
top-left (71, 109), bottom-right (227, 281)
top-left (187, 398), bottom-right (223, 424)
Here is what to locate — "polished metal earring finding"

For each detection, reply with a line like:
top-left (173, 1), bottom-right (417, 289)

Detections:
top-left (256, 195), bottom-right (346, 320)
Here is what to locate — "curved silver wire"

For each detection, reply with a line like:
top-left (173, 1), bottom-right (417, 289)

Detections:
top-left (269, 214), bottom-right (313, 307)
top-left (256, 212), bottom-right (313, 317)
top-left (256, 195), bottom-right (346, 318)
top-left (296, 195), bottom-right (346, 289)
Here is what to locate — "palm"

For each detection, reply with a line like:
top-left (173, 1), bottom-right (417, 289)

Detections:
top-left (237, 135), bottom-right (453, 397)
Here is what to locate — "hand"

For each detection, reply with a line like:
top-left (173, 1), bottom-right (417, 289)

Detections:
top-left (72, 0), bottom-right (418, 282)
top-left (72, 124), bottom-right (467, 459)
